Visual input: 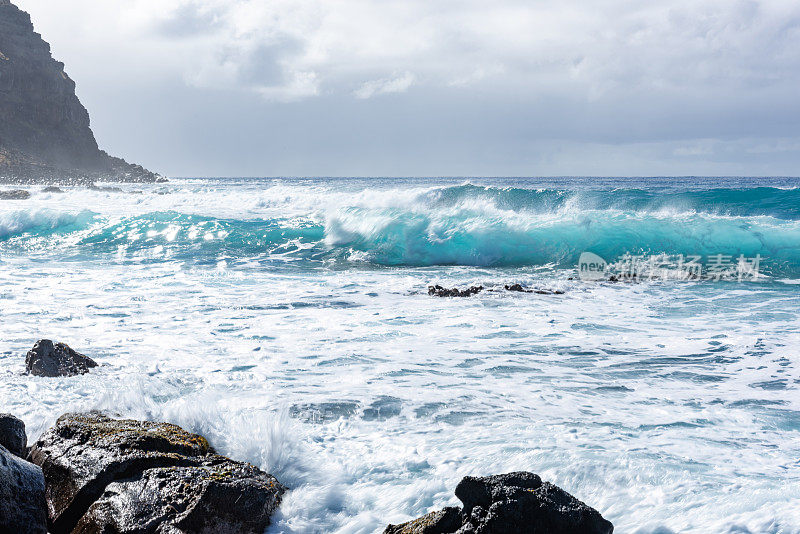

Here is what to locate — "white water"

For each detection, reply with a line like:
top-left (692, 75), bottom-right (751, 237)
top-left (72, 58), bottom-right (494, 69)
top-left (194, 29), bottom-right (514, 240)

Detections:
top-left (1, 178), bottom-right (799, 533)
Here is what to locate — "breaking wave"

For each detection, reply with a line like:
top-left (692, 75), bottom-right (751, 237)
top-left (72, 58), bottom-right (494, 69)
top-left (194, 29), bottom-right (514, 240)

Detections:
top-left (2, 185), bottom-right (800, 274)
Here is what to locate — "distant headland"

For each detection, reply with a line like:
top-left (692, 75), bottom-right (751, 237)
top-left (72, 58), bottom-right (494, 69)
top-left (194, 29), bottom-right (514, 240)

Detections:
top-left (0, 0), bottom-right (163, 184)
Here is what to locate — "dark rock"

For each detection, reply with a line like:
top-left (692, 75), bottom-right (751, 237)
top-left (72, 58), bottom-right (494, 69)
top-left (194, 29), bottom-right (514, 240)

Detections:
top-left (25, 339), bottom-right (98, 377)
top-left (42, 185), bottom-right (63, 193)
top-left (74, 457), bottom-right (285, 534)
top-left (385, 472), bottom-right (613, 534)
top-left (504, 284), bottom-right (529, 293)
top-left (429, 285), bottom-right (484, 298)
top-left (28, 412), bottom-right (285, 534)
top-left (384, 507), bottom-right (462, 534)
top-left (0, 413), bottom-right (26, 458)
top-left (0, 1), bottom-right (162, 183)
top-left (505, 284), bottom-right (565, 295)
top-left (0, 444), bottom-right (48, 534)
top-left (88, 184), bottom-right (123, 193)
top-left (0, 188), bottom-right (29, 199)
top-left (455, 472), bottom-right (543, 514)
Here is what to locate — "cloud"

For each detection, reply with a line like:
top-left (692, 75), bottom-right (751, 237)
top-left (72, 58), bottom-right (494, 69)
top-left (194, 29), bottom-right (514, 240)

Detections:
top-left (22, 0), bottom-right (800, 102)
top-left (12, 0), bottom-right (800, 175)
top-left (354, 72), bottom-right (415, 99)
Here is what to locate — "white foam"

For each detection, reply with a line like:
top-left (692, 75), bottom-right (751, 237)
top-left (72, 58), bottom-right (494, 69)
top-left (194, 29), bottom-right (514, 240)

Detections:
top-left (1, 181), bottom-right (799, 533)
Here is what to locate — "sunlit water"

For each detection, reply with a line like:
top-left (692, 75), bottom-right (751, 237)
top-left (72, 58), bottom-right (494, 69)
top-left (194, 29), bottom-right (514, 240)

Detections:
top-left (1, 177), bottom-right (799, 533)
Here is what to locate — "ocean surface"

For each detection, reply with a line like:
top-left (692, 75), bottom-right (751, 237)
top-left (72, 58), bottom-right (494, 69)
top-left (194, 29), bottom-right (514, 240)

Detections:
top-left (1, 176), bottom-right (799, 533)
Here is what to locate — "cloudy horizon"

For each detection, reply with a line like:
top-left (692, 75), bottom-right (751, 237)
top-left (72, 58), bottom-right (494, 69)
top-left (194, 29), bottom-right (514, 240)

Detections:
top-left (15, 0), bottom-right (800, 177)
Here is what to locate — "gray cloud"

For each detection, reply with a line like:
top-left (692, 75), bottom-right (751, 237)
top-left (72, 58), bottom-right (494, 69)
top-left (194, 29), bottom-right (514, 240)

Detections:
top-left (12, 0), bottom-right (800, 176)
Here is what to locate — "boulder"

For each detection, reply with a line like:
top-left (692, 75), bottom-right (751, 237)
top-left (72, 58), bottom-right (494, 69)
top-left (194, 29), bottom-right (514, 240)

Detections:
top-left (29, 412), bottom-right (285, 534)
top-left (0, 413), bottom-right (27, 458)
top-left (385, 472), bottom-right (612, 534)
top-left (0, 444), bottom-right (48, 534)
top-left (75, 458), bottom-right (285, 534)
top-left (25, 339), bottom-right (98, 377)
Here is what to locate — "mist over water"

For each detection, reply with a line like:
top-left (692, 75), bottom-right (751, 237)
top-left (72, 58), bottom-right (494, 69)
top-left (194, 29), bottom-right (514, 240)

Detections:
top-left (1, 177), bottom-right (799, 533)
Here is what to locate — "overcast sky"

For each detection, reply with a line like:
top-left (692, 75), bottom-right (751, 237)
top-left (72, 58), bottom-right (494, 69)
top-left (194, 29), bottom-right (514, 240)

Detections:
top-left (15, 0), bottom-right (800, 177)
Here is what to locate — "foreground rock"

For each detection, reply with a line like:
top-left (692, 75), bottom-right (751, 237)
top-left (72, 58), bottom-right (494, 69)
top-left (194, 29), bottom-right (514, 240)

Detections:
top-left (385, 472), bottom-right (612, 534)
top-left (0, 413), bottom-right (27, 457)
top-left (29, 412), bottom-right (285, 534)
top-left (75, 458), bottom-right (285, 534)
top-left (25, 339), bottom-right (98, 377)
top-left (0, 443), bottom-right (48, 534)
top-left (385, 507), bottom-right (462, 534)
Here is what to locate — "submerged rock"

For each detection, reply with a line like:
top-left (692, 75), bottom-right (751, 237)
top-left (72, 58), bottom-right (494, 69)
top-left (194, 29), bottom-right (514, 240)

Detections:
top-left (385, 472), bottom-right (612, 534)
top-left (88, 184), bottom-right (124, 193)
top-left (0, 188), bottom-right (30, 199)
top-left (429, 284), bottom-right (565, 297)
top-left (25, 339), bottom-right (98, 377)
top-left (504, 284), bottom-right (565, 295)
top-left (0, 444), bottom-right (48, 534)
top-left (29, 412), bottom-right (285, 534)
top-left (429, 285), bottom-right (485, 297)
top-left (0, 413), bottom-right (27, 458)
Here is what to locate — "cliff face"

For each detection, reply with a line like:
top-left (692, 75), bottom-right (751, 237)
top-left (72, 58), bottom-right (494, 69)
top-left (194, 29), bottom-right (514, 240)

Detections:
top-left (0, 0), bottom-right (161, 182)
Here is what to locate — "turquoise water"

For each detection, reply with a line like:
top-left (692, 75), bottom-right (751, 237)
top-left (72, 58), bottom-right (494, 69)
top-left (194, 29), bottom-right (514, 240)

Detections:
top-left (1, 177), bottom-right (799, 533)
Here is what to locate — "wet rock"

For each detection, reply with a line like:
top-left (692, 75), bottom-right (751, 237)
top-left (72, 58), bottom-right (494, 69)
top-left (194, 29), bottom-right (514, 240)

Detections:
top-left (385, 507), bottom-right (462, 534)
top-left (385, 472), bottom-right (613, 534)
top-left (0, 188), bottom-right (30, 199)
top-left (74, 457), bottom-right (285, 534)
top-left (88, 184), bottom-right (123, 193)
top-left (429, 285), bottom-right (484, 298)
top-left (28, 412), bottom-right (285, 534)
top-left (0, 444), bottom-right (48, 534)
top-left (0, 413), bottom-right (27, 458)
top-left (42, 185), bottom-right (64, 193)
top-left (25, 339), bottom-right (98, 377)
top-left (504, 284), bottom-right (565, 295)
top-left (504, 284), bottom-right (528, 293)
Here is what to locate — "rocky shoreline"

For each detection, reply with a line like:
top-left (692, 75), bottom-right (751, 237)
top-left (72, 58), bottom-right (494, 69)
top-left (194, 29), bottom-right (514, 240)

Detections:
top-left (0, 148), bottom-right (165, 185)
top-left (2, 340), bottom-right (614, 533)
top-left (1, 412), bottom-right (285, 534)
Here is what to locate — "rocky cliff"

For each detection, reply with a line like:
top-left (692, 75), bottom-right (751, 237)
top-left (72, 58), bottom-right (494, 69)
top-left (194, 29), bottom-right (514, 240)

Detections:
top-left (0, 0), bottom-right (161, 183)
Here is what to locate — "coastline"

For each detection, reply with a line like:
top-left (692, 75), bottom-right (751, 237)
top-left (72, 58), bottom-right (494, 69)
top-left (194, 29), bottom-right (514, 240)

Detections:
top-left (2, 339), bottom-right (613, 533)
